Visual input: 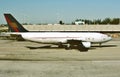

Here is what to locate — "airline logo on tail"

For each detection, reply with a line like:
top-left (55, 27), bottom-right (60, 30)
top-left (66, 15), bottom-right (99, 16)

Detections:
top-left (4, 15), bottom-right (19, 32)
top-left (8, 23), bottom-right (19, 32)
top-left (4, 14), bottom-right (28, 32)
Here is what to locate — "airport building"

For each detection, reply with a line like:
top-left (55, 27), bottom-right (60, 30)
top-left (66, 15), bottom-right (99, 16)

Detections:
top-left (23, 25), bottom-right (120, 32)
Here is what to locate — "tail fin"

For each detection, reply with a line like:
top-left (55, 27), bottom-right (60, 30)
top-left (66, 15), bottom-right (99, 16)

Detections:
top-left (4, 14), bottom-right (28, 32)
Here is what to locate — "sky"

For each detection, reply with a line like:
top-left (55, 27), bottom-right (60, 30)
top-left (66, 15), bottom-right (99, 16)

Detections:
top-left (0, 0), bottom-right (120, 24)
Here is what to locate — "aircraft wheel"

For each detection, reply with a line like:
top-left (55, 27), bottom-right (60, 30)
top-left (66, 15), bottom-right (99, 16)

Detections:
top-left (58, 44), bottom-right (64, 48)
top-left (77, 45), bottom-right (88, 52)
top-left (65, 44), bottom-right (71, 50)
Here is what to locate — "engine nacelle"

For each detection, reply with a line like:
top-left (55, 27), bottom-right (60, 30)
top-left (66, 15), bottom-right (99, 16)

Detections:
top-left (82, 42), bottom-right (91, 48)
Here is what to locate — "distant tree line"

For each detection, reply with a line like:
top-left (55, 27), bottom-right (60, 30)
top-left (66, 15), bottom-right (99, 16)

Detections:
top-left (2, 18), bottom-right (119, 26)
top-left (20, 18), bottom-right (120, 25)
top-left (74, 18), bottom-right (120, 25)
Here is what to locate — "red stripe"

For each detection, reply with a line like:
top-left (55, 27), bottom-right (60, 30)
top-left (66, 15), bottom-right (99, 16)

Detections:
top-left (12, 27), bottom-right (19, 32)
top-left (5, 15), bottom-right (19, 32)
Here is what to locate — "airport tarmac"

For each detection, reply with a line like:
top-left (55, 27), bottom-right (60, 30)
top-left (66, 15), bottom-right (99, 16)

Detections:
top-left (0, 39), bottom-right (120, 77)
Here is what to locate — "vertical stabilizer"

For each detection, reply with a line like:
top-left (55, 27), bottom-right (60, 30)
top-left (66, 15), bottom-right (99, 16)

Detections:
top-left (4, 14), bottom-right (28, 32)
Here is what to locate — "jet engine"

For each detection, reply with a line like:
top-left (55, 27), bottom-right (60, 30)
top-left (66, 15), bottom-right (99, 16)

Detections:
top-left (82, 42), bottom-right (91, 48)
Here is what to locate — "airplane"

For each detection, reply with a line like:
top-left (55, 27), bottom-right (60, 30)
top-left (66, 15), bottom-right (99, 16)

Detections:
top-left (4, 13), bottom-right (112, 51)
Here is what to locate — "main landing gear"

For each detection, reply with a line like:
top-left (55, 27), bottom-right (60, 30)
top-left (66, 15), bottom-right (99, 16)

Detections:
top-left (64, 44), bottom-right (89, 52)
top-left (58, 40), bottom-right (89, 52)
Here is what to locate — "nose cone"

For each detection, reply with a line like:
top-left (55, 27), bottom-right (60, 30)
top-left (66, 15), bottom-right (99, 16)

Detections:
top-left (105, 36), bottom-right (112, 43)
top-left (102, 34), bottom-right (112, 43)
top-left (108, 36), bottom-right (112, 41)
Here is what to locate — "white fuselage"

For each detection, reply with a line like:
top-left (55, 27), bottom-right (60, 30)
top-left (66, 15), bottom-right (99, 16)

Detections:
top-left (20, 32), bottom-right (112, 44)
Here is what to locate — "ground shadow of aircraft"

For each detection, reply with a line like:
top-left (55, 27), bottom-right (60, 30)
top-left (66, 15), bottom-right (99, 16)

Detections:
top-left (26, 45), bottom-right (59, 49)
top-left (26, 44), bottom-right (117, 51)
top-left (92, 45), bottom-right (117, 48)
top-left (25, 45), bottom-right (95, 51)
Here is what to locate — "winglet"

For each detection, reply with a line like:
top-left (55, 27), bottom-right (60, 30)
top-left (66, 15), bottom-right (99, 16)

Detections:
top-left (4, 14), bottom-right (28, 32)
